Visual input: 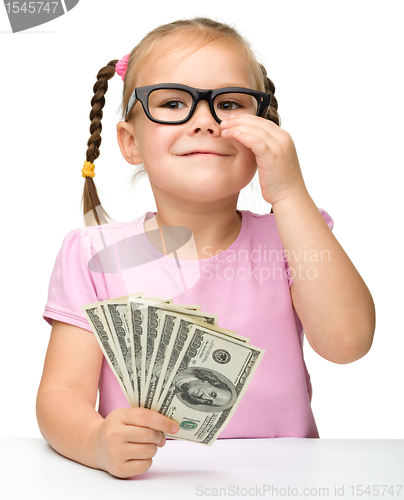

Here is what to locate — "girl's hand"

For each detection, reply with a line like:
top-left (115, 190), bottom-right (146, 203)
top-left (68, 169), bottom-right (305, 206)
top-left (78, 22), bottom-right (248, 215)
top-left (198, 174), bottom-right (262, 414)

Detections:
top-left (93, 407), bottom-right (179, 479)
top-left (221, 115), bottom-right (308, 206)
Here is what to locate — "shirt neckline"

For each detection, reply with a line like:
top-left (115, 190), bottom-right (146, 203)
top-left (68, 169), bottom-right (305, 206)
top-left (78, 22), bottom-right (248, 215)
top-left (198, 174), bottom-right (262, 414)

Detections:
top-left (134, 210), bottom-right (249, 268)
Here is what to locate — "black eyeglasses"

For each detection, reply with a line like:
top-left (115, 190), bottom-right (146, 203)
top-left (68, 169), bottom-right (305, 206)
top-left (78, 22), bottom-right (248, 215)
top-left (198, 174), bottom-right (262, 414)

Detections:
top-left (124, 83), bottom-right (271, 124)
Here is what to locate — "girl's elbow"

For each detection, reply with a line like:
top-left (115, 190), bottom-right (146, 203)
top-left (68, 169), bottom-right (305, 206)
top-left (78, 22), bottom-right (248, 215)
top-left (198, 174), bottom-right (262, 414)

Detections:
top-left (337, 339), bottom-right (373, 364)
top-left (336, 303), bottom-right (376, 364)
top-left (332, 323), bottom-right (375, 364)
top-left (310, 317), bottom-right (375, 364)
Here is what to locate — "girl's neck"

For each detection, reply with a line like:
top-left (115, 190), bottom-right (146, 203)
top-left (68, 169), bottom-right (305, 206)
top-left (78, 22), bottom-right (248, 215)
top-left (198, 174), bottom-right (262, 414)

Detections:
top-left (144, 206), bottom-right (242, 260)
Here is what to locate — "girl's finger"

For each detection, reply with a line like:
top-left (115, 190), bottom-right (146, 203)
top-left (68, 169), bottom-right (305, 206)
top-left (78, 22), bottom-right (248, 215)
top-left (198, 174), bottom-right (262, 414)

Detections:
top-left (228, 129), bottom-right (271, 160)
top-left (222, 124), bottom-right (274, 154)
top-left (220, 114), bottom-right (282, 139)
top-left (222, 122), bottom-right (272, 144)
top-left (120, 407), bottom-right (179, 435)
top-left (109, 458), bottom-right (153, 479)
top-left (122, 424), bottom-right (165, 446)
top-left (124, 442), bottom-right (159, 461)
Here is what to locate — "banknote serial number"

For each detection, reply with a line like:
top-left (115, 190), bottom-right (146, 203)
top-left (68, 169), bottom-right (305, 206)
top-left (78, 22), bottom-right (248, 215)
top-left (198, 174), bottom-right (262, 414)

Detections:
top-left (5, 2), bottom-right (60, 14)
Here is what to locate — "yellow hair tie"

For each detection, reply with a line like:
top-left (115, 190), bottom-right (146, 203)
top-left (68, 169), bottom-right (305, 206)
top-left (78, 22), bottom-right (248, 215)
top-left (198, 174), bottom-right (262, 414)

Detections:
top-left (82, 161), bottom-right (96, 178)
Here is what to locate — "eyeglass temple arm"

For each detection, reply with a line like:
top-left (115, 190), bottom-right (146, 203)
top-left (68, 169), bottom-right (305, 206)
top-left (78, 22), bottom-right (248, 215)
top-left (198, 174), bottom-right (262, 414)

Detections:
top-left (125, 89), bottom-right (138, 121)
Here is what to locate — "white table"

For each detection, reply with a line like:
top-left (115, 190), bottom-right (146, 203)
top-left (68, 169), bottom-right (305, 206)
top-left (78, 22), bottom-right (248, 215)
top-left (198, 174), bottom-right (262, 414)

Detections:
top-left (0, 438), bottom-right (403, 499)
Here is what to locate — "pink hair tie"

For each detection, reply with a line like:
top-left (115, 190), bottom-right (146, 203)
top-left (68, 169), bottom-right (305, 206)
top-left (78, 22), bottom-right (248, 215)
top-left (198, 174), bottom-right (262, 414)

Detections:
top-left (115, 53), bottom-right (130, 81)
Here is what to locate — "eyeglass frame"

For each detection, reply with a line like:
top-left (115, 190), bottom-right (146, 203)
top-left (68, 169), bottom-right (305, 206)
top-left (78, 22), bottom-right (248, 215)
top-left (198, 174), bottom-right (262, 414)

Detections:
top-left (124, 83), bottom-right (272, 124)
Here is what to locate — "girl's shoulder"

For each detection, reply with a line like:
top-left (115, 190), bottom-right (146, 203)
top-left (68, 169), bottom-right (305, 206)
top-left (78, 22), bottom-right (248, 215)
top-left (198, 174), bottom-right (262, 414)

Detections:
top-left (80, 214), bottom-right (147, 239)
top-left (59, 215), bottom-right (147, 260)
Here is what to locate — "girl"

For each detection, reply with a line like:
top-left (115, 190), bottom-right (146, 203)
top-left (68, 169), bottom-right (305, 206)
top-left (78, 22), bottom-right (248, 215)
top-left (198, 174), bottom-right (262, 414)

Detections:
top-left (37, 17), bottom-right (375, 479)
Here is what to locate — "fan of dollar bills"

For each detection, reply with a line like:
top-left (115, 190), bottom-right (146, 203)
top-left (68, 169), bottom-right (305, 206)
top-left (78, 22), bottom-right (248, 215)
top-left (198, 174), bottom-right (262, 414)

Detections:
top-left (81, 292), bottom-right (265, 446)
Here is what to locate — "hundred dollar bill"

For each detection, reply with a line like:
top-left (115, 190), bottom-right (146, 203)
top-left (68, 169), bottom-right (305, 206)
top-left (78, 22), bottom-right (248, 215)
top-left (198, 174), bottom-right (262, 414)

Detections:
top-left (151, 309), bottom-right (243, 410)
top-left (144, 305), bottom-right (218, 389)
top-left (153, 315), bottom-right (202, 409)
top-left (127, 294), bottom-right (218, 406)
top-left (157, 323), bottom-right (265, 445)
top-left (127, 298), bottom-right (149, 406)
top-left (81, 303), bottom-right (130, 402)
top-left (125, 296), bottom-right (174, 403)
top-left (146, 301), bottom-right (247, 343)
top-left (152, 311), bottom-right (246, 410)
top-left (126, 297), bottom-right (172, 404)
top-left (99, 298), bottom-right (138, 406)
top-left (144, 306), bottom-right (221, 410)
top-left (96, 292), bottom-right (145, 351)
top-left (140, 301), bottom-right (219, 326)
top-left (143, 310), bottom-right (179, 410)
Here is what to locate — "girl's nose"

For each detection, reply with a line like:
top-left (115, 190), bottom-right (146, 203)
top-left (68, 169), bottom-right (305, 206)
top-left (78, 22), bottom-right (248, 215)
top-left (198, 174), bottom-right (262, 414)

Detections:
top-left (189, 100), bottom-right (221, 135)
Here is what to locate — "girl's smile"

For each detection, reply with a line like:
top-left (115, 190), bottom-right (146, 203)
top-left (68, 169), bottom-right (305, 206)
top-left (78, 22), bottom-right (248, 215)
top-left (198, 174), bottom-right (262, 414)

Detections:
top-left (178, 151), bottom-right (230, 157)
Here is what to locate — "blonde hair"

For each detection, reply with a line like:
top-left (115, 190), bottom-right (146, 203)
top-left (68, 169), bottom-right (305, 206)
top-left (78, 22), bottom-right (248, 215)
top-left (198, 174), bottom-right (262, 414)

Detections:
top-left (81, 17), bottom-right (280, 226)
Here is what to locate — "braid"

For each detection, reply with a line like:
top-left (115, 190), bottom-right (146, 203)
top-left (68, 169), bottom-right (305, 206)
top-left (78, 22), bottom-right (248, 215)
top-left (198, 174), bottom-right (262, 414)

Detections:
top-left (81, 59), bottom-right (119, 227)
top-left (259, 64), bottom-right (281, 128)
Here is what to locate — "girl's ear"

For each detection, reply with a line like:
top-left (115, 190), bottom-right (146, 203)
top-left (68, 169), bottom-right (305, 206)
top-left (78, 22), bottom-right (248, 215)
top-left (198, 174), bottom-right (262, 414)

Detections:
top-left (116, 121), bottom-right (143, 165)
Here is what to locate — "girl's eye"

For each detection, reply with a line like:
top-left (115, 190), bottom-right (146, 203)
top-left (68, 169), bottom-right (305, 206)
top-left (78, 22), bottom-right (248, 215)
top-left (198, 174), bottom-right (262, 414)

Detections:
top-left (217, 100), bottom-right (242, 111)
top-left (209, 391), bottom-right (217, 398)
top-left (161, 100), bottom-right (187, 110)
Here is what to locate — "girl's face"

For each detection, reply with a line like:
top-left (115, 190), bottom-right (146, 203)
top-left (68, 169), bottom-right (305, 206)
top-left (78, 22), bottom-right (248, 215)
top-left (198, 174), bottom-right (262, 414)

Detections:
top-left (128, 42), bottom-right (259, 206)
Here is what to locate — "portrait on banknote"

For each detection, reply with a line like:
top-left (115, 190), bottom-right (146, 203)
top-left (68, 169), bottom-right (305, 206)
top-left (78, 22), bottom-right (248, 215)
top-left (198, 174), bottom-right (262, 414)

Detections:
top-left (172, 367), bottom-right (238, 412)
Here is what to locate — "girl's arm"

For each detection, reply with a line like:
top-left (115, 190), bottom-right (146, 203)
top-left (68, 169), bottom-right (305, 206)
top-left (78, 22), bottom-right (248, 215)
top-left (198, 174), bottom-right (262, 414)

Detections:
top-left (272, 189), bottom-right (375, 364)
top-left (36, 320), bottom-right (178, 478)
top-left (221, 115), bottom-right (375, 364)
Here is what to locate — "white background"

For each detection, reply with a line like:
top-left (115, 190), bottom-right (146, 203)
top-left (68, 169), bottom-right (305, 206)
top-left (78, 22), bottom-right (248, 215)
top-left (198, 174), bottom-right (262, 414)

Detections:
top-left (0, 1), bottom-right (403, 439)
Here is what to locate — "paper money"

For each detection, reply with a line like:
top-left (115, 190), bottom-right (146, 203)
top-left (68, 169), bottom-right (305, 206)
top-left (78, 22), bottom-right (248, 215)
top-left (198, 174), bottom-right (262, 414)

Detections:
top-left (81, 303), bottom-right (130, 400)
top-left (157, 322), bottom-right (264, 445)
top-left (82, 292), bottom-right (265, 445)
top-left (99, 298), bottom-right (138, 406)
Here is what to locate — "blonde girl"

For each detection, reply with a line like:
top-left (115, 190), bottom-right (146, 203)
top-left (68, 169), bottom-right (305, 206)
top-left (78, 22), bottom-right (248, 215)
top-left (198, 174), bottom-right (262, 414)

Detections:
top-left (37, 17), bottom-right (375, 479)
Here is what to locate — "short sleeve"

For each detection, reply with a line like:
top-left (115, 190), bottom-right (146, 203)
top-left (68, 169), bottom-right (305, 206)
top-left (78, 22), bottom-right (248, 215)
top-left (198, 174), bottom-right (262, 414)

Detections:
top-left (42, 228), bottom-right (100, 331)
top-left (285, 207), bottom-right (334, 288)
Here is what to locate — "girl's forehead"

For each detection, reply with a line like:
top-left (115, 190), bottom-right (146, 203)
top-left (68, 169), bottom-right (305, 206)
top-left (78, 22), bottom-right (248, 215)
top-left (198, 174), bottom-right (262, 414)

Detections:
top-left (135, 42), bottom-right (256, 89)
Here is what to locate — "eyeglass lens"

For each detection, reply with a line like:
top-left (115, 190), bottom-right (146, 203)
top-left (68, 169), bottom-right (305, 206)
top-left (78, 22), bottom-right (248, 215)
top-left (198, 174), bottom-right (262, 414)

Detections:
top-left (147, 89), bottom-right (258, 123)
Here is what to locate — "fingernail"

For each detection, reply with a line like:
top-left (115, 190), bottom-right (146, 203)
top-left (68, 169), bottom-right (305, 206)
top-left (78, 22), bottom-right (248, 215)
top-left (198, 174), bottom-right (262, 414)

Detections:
top-left (171, 425), bottom-right (179, 433)
top-left (221, 120), bottom-right (228, 126)
top-left (229, 114), bottom-right (236, 119)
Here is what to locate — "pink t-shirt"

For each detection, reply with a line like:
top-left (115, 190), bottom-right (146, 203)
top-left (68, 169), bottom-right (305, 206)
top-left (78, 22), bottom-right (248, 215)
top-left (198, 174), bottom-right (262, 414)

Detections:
top-left (43, 208), bottom-right (334, 439)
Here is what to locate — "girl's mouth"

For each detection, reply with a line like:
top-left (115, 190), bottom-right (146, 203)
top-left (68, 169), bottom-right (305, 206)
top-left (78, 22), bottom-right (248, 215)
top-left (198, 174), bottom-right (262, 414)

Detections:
top-left (182, 152), bottom-right (225, 156)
